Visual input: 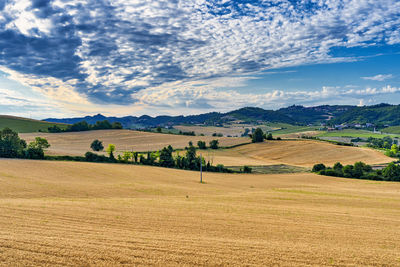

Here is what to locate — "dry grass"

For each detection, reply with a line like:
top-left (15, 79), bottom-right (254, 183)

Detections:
top-left (20, 130), bottom-right (249, 156)
top-left (1, 159), bottom-right (400, 265)
top-left (207, 140), bottom-right (393, 167)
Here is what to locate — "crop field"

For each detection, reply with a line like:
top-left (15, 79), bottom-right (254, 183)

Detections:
top-left (206, 140), bottom-right (393, 167)
top-left (0, 115), bottom-right (67, 133)
top-left (383, 126), bottom-right (400, 134)
top-left (20, 130), bottom-right (250, 156)
top-left (318, 129), bottom-right (400, 139)
top-left (0, 159), bottom-right (399, 265)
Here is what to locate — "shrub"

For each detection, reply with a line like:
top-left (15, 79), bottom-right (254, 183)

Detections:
top-left (90, 139), bottom-right (104, 151)
top-left (242, 166), bottom-right (252, 173)
top-left (197, 140), bottom-right (207, 149)
top-left (209, 140), bottom-right (219, 149)
top-left (265, 133), bottom-right (274, 140)
top-left (312, 163), bottom-right (326, 172)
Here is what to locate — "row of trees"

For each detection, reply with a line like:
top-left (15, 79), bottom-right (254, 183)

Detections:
top-left (86, 141), bottom-right (236, 173)
top-left (0, 128), bottom-right (50, 159)
top-left (312, 161), bottom-right (400, 181)
top-left (48, 120), bottom-right (123, 133)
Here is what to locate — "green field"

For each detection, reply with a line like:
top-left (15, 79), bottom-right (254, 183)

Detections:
top-left (0, 115), bottom-right (68, 133)
top-left (266, 123), bottom-right (319, 135)
top-left (383, 126), bottom-right (400, 134)
top-left (318, 129), bottom-right (400, 139)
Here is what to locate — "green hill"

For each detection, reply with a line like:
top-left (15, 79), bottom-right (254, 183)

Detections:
top-left (0, 115), bottom-right (68, 133)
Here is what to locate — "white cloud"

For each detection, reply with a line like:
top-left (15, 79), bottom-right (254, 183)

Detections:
top-left (361, 74), bottom-right (393, 81)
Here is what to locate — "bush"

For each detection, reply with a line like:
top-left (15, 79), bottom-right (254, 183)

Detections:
top-left (90, 139), bottom-right (104, 151)
top-left (85, 152), bottom-right (111, 162)
top-left (209, 140), bottom-right (219, 149)
top-left (242, 166), bottom-right (252, 173)
top-left (265, 133), bottom-right (273, 140)
top-left (197, 140), bottom-right (207, 149)
top-left (312, 163), bottom-right (326, 172)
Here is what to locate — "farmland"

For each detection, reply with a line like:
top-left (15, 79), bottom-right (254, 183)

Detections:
top-left (0, 159), bottom-right (399, 265)
top-left (204, 140), bottom-right (392, 168)
top-left (20, 130), bottom-right (250, 156)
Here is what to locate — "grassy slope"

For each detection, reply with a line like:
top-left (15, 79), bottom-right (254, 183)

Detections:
top-left (318, 129), bottom-right (400, 139)
top-left (0, 115), bottom-right (68, 133)
top-left (383, 126), bottom-right (400, 134)
top-left (0, 159), bottom-right (399, 265)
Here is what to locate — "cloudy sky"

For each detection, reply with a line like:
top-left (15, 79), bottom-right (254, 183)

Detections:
top-left (0, 0), bottom-right (400, 118)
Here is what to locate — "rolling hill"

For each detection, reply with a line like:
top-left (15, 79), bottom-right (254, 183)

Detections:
top-left (0, 115), bottom-right (68, 133)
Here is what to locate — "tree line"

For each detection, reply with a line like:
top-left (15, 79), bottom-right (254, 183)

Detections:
top-left (0, 127), bottom-right (247, 173)
top-left (86, 140), bottom-right (238, 173)
top-left (312, 161), bottom-right (400, 181)
top-left (48, 120), bottom-right (123, 133)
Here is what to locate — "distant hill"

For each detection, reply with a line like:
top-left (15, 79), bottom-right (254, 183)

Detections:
top-left (0, 115), bottom-right (68, 133)
top-left (44, 103), bottom-right (400, 128)
top-left (330, 104), bottom-right (400, 126)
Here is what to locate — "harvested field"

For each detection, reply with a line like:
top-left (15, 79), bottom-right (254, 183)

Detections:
top-left (0, 159), bottom-right (400, 265)
top-left (20, 130), bottom-right (249, 156)
top-left (209, 140), bottom-right (393, 167)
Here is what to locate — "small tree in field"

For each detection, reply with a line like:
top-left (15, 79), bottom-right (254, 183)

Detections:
top-left (252, 128), bottom-right (264, 143)
top-left (197, 140), bottom-right (207, 149)
top-left (209, 139), bottom-right (219, 149)
top-left (90, 139), bottom-right (104, 151)
top-left (106, 144), bottom-right (116, 159)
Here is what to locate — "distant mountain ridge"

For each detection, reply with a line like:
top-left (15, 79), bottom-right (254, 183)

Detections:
top-left (44, 104), bottom-right (400, 128)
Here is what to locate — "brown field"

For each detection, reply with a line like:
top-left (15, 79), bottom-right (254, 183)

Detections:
top-left (20, 130), bottom-right (249, 156)
top-left (207, 140), bottom-right (393, 167)
top-left (1, 159), bottom-right (400, 265)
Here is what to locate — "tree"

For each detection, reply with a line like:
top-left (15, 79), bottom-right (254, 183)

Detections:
top-left (159, 147), bottom-right (175, 167)
top-left (111, 122), bottom-right (123, 129)
top-left (186, 142), bottom-right (197, 169)
top-left (312, 163), bottom-right (326, 172)
top-left (197, 140), bottom-right (207, 149)
top-left (382, 162), bottom-right (400, 181)
top-left (265, 133), bottom-right (273, 140)
top-left (106, 144), bottom-right (116, 159)
top-left (252, 128), bottom-right (264, 143)
top-left (0, 128), bottom-right (26, 158)
top-left (90, 139), bottom-right (104, 151)
top-left (391, 144), bottom-right (399, 154)
top-left (25, 137), bottom-right (50, 159)
top-left (242, 166), bottom-right (252, 173)
top-left (209, 140), bottom-right (219, 149)
top-left (156, 126), bottom-right (162, 133)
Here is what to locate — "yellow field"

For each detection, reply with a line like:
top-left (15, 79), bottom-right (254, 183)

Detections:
top-left (20, 130), bottom-right (249, 156)
top-left (206, 140), bottom-right (393, 167)
top-left (0, 159), bottom-right (399, 265)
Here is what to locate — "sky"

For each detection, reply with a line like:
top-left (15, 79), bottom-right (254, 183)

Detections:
top-left (0, 0), bottom-right (399, 119)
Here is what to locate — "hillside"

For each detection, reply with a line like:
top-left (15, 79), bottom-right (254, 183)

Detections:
top-left (44, 105), bottom-right (354, 128)
top-left (208, 140), bottom-right (392, 167)
top-left (43, 103), bottom-right (400, 128)
top-left (20, 129), bottom-right (250, 156)
top-left (1, 159), bottom-right (400, 265)
top-left (331, 103), bottom-right (400, 126)
top-left (0, 115), bottom-right (68, 133)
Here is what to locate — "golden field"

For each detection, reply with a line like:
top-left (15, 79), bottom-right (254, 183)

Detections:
top-left (20, 130), bottom-right (249, 156)
top-left (1, 159), bottom-right (400, 265)
top-left (204, 140), bottom-right (393, 167)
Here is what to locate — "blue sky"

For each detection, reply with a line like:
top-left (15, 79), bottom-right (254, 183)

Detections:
top-left (0, 0), bottom-right (400, 118)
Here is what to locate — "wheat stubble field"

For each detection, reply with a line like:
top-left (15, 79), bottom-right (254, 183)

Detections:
top-left (208, 140), bottom-right (393, 167)
top-left (1, 159), bottom-right (400, 265)
top-left (20, 130), bottom-right (249, 156)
